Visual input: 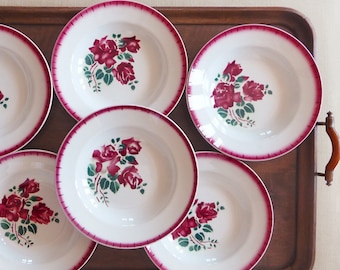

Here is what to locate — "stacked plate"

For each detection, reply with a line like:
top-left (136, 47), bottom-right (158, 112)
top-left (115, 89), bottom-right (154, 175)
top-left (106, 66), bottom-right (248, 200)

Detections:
top-left (0, 0), bottom-right (322, 269)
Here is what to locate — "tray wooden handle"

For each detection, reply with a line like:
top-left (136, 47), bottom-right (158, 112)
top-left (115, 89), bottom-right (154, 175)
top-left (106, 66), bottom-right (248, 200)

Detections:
top-left (317, 111), bottom-right (340, 185)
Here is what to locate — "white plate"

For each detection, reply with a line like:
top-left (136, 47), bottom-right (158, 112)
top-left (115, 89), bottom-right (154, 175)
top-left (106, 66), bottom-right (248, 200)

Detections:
top-left (51, 0), bottom-right (187, 120)
top-left (0, 25), bottom-right (53, 157)
top-left (0, 150), bottom-right (96, 269)
top-left (145, 151), bottom-right (273, 270)
top-left (56, 105), bottom-right (198, 248)
top-left (186, 24), bottom-right (322, 161)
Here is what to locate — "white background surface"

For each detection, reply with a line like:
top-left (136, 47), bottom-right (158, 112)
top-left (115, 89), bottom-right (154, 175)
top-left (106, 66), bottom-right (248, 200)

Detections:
top-left (1, 0), bottom-right (339, 269)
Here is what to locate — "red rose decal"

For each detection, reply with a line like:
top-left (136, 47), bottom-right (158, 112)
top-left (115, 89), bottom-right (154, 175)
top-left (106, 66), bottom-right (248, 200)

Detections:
top-left (120, 36), bottom-right (141, 53)
top-left (0, 194), bottom-right (28, 222)
top-left (172, 217), bottom-right (198, 240)
top-left (88, 137), bottom-right (147, 206)
top-left (212, 60), bottom-right (273, 127)
top-left (113, 62), bottom-right (135, 85)
top-left (30, 202), bottom-right (54, 224)
top-left (118, 166), bottom-right (142, 189)
top-left (89, 36), bottom-right (118, 68)
top-left (0, 91), bottom-right (4, 101)
top-left (18, 178), bottom-right (40, 198)
top-left (212, 82), bottom-right (241, 109)
top-left (171, 200), bottom-right (224, 251)
top-left (195, 202), bottom-right (218, 224)
top-left (0, 178), bottom-right (59, 248)
top-left (92, 145), bottom-right (121, 175)
top-left (243, 80), bottom-right (265, 101)
top-left (84, 33), bottom-right (141, 91)
top-left (119, 137), bottom-right (142, 157)
top-left (223, 60), bottom-right (243, 81)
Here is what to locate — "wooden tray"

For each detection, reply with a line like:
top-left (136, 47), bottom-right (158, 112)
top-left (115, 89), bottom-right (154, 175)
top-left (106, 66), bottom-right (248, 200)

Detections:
top-left (0, 6), bottom-right (316, 270)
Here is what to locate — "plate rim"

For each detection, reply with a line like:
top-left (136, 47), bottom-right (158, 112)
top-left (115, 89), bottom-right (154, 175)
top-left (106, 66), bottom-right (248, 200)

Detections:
top-left (0, 25), bottom-right (53, 157)
top-left (186, 23), bottom-right (322, 161)
top-left (51, 0), bottom-right (188, 121)
top-left (145, 150), bottom-right (274, 269)
top-left (0, 149), bottom-right (97, 269)
top-left (55, 105), bottom-right (198, 248)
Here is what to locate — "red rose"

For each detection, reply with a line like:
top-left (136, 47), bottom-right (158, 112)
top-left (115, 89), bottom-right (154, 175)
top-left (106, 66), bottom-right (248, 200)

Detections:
top-left (0, 194), bottom-right (29, 222)
top-left (223, 60), bottom-right (242, 81)
top-left (93, 145), bottom-right (121, 175)
top-left (120, 36), bottom-right (141, 53)
top-left (195, 202), bottom-right (218, 224)
top-left (18, 178), bottom-right (40, 198)
top-left (119, 137), bottom-right (141, 157)
top-left (30, 202), bottom-right (53, 225)
top-left (242, 80), bottom-right (265, 101)
top-left (89, 36), bottom-right (118, 68)
top-left (113, 62), bottom-right (135, 84)
top-left (171, 217), bottom-right (197, 240)
top-left (0, 91), bottom-right (4, 101)
top-left (118, 166), bottom-right (142, 189)
top-left (212, 82), bottom-right (241, 109)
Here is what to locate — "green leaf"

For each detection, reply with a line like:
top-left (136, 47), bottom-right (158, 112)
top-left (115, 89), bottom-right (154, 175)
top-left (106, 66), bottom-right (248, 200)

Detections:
top-left (236, 76), bottom-right (248, 83)
top-left (18, 225), bottom-right (27, 236)
top-left (124, 53), bottom-right (133, 61)
top-left (202, 224), bottom-right (213, 233)
top-left (9, 233), bottom-right (16, 241)
top-left (194, 244), bottom-right (201, 251)
top-left (195, 232), bottom-right (205, 241)
top-left (244, 103), bottom-right (255, 113)
top-left (87, 164), bottom-right (96, 177)
top-left (217, 107), bottom-right (228, 118)
top-left (236, 98), bottom-right (245, 107)
top-left (224, 73), bottom-right (230, 81)
top-left (96, 69), bottom-right (104, 80)
top-left (268, 90), bottom-right (273, 95)
top-left (29, 196), bottom-right (41, 202)
top-left (28, 223), bottom-right (37, 234)
top-left (55, 218), bottom-right (60, 223)
top-left (110, 181), bottom-right (120, 193)
top-left (230, 119), bottom-right (238, 126)
top-left (100, 178), bottom-right (110, 190)
top-left (125, 155), bottom-right (137, 164)
top-left (85, 54), bottom-right (94, 65)
top-left (87, 178), bottom-right (95, 190)
top-left (84, 70), bottom-right (92, 78)
top-left (178, 237), bottom-right (189, 247)
top-left (104, 66), bottom-right (112, 73)
top-left (235, 108), bottom-right (245, 118)
top-left (1, 220), bottom-right (10, 230)
top-left (108, 173), bottom-right (118, 181)
top-left (104, 73), bottom-right (114, 85)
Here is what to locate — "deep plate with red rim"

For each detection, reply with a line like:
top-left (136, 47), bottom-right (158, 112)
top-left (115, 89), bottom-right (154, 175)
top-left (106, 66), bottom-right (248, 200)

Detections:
top-left (145, 151), bottom-right (273, 270)
top-left (56, 105), bottom-right (198, 248)
top-left (0, 150), bottom-right (96, 269)
top-left (0, 25), bottom-right (52, 157)
top-left (186, 24), bottom-right (322, 161)
top-left (51, 0), bottom-right (187, 120)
